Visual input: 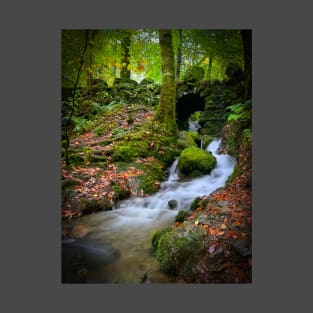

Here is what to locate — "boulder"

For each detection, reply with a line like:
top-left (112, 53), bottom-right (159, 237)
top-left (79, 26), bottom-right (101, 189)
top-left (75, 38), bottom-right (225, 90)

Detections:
top-left (177, 147), bottom-right (217, 178)
top-left (168, 199), bottom-right (178, 210)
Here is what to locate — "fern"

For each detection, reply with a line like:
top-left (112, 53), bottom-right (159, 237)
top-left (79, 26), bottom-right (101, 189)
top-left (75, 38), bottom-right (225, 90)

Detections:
top-left (226, 100), bottom-right (251, 122)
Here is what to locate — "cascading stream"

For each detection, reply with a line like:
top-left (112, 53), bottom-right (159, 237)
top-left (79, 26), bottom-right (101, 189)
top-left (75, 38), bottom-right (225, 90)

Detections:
top-left (62, 138), bottom-right (236, 283)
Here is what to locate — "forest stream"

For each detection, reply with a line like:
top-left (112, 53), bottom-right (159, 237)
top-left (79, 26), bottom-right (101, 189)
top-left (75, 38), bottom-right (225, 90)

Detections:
top-left (62, 138), bottom-right (236, 283)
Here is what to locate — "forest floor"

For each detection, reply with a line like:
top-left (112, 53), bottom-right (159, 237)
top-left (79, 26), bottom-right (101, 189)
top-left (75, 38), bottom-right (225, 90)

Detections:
top-left (61, 103), bottom-right (252, 283)
top-left (62, 104), bottom-right (168, 224)
top-left (177, 170), bottom-right (252, 283)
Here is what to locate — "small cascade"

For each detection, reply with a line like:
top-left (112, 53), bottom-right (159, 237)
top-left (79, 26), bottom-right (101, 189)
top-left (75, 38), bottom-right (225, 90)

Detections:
top-left (62, 138), bottom-right (236, 283)
top-left (200, 135), bottom-right (203, 149)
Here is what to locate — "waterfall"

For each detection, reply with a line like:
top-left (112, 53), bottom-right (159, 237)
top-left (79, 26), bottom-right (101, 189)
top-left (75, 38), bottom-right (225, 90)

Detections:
top-left (62, 138), bottom-right (236, 283)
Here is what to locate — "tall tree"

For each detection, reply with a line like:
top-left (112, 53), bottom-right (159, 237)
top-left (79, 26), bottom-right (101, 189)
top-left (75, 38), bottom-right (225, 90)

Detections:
top-left (64, 30), bottom-right (90, 165)
top-left (176, 29), bottom-right (183, 80)
top-left (241, 29), bottom-right (252, 100)
top-left (120, 31), bottom-right (131, 79)
top-left (155, 30), bottom-right (177, 134)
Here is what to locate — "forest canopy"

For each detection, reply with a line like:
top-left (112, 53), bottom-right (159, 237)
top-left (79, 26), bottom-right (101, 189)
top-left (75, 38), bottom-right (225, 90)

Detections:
top-left (62, 29), bottom-right (245, 88)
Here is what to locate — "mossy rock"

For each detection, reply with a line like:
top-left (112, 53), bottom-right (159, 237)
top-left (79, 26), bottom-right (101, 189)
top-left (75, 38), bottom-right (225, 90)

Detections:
top-left (190, 196), bottom-right (201, 211)
top-left (177, 131), bottom-right (200, 149)
top-left (190, 196), bottom-right (211, 211)
top-left (177, 147), bottom-right (216, 178)
top-left (175, 210), bottom-right (190, 222)
top-left (111, 142), bottom-right (149, 162)
top-left (153, 226), bottom-right (206, 275)
top-left (151, 227), bottom-right (172, 253)
top-left (201, 135), bottom-right (213, 149)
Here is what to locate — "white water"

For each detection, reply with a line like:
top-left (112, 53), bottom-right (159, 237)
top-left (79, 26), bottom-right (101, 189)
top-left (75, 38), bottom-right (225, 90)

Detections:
top-left (62, 138), bottom-right (236, 283)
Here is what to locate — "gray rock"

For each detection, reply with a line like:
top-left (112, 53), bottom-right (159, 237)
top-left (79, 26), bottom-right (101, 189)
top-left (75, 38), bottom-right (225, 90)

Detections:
top-left (168, 200), bottom-right (178, 210)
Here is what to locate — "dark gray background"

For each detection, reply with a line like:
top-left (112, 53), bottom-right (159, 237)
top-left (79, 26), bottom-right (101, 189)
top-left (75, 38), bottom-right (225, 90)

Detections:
top-left (1, 0), bottom-right (311, 312)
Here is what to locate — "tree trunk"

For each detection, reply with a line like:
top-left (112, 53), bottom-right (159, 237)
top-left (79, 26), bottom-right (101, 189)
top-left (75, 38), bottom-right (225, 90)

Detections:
top-left (113, 40), bottom-right (117, 79)
top-left (120, 31), bottom-right (131, 79)
top-left (155, 29), bottom-right (177, 134)
top-left (176, 29), bottom-right (182, 80)
top-left (64, 30), bottom-right (89, 166)
top-left (87, 50), bottom-right (93, 96)
top-left (87, 30), bottom-right (97, 96)
top-left (241, 30), bottom-right (252, 100)
top-left (208, 54), bottom-right (213, 83)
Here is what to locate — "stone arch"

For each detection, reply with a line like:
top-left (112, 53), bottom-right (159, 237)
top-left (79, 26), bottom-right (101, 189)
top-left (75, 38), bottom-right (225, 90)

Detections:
top-left (176, 93), bottom-right (205, 130)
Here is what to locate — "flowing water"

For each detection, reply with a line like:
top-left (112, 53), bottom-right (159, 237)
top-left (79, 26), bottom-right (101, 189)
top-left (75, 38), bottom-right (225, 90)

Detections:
top-left (62, 138), bottom-right (236, 283)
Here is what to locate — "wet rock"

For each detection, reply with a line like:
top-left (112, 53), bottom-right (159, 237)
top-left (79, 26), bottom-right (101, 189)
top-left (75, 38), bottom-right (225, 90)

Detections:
top-left (168, 199), bottom-right (178, 210)
top-left (70, 224), bottom-right (89, 238)
top-left (232, 239), bottom-right (252, 257)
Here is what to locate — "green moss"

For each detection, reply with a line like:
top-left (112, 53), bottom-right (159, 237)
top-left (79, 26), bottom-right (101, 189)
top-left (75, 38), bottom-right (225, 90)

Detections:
top-left (138, 160), bottom-right (164, 194)
top-left (112, 142), bottom-right (149, 162)
top-left (94, 124), bottom-right (108, 137)
top-left (175, 210), bottom-right (190, 222)
top-left (201, 135), bottom-right (213, 149)
top-left (177, 131), bottom-right (200, 149)
top-left (111, 181), bottom-right (131, 201)
top-left (177, 147), bottom-right (217, 178)
top-left (190, 197), bottom-right (211, 211)
top-left (189, 111), bottom-right (204, 122)
top-left (226, 163), bottom-right (241, 185)
top-left (154, 226), bottom-right (205, 275)
top-left (151, 227), bottom-right (172, 253)
top-left (67, 153), bottom-right (84, 165)
top-left (190, 197), bottom-right (201, 211)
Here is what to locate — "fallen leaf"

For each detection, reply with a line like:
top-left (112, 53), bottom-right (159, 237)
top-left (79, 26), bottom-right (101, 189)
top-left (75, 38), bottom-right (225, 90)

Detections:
top-left (209, 228), bottom-right (216, 235)
top-left (221, 223), bottom-right (227, 229)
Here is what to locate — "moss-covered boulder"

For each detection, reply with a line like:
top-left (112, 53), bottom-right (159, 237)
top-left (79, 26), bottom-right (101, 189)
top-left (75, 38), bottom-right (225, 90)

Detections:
top-left (152, 225), bottom-right (206, 276)
top-left (177, 131), bottom-right (200, 149)
top-left (177, 147), bottom-right (216, 178)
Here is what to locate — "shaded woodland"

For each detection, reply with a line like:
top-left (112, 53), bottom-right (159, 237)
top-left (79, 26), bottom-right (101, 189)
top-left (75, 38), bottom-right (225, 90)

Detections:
top-left (62, 29), bottom-right (252, 284)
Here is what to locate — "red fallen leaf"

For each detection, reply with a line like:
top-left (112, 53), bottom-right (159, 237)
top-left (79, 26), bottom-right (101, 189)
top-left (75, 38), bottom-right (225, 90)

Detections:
top-left (209, 228), bottom-right (216, 236)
